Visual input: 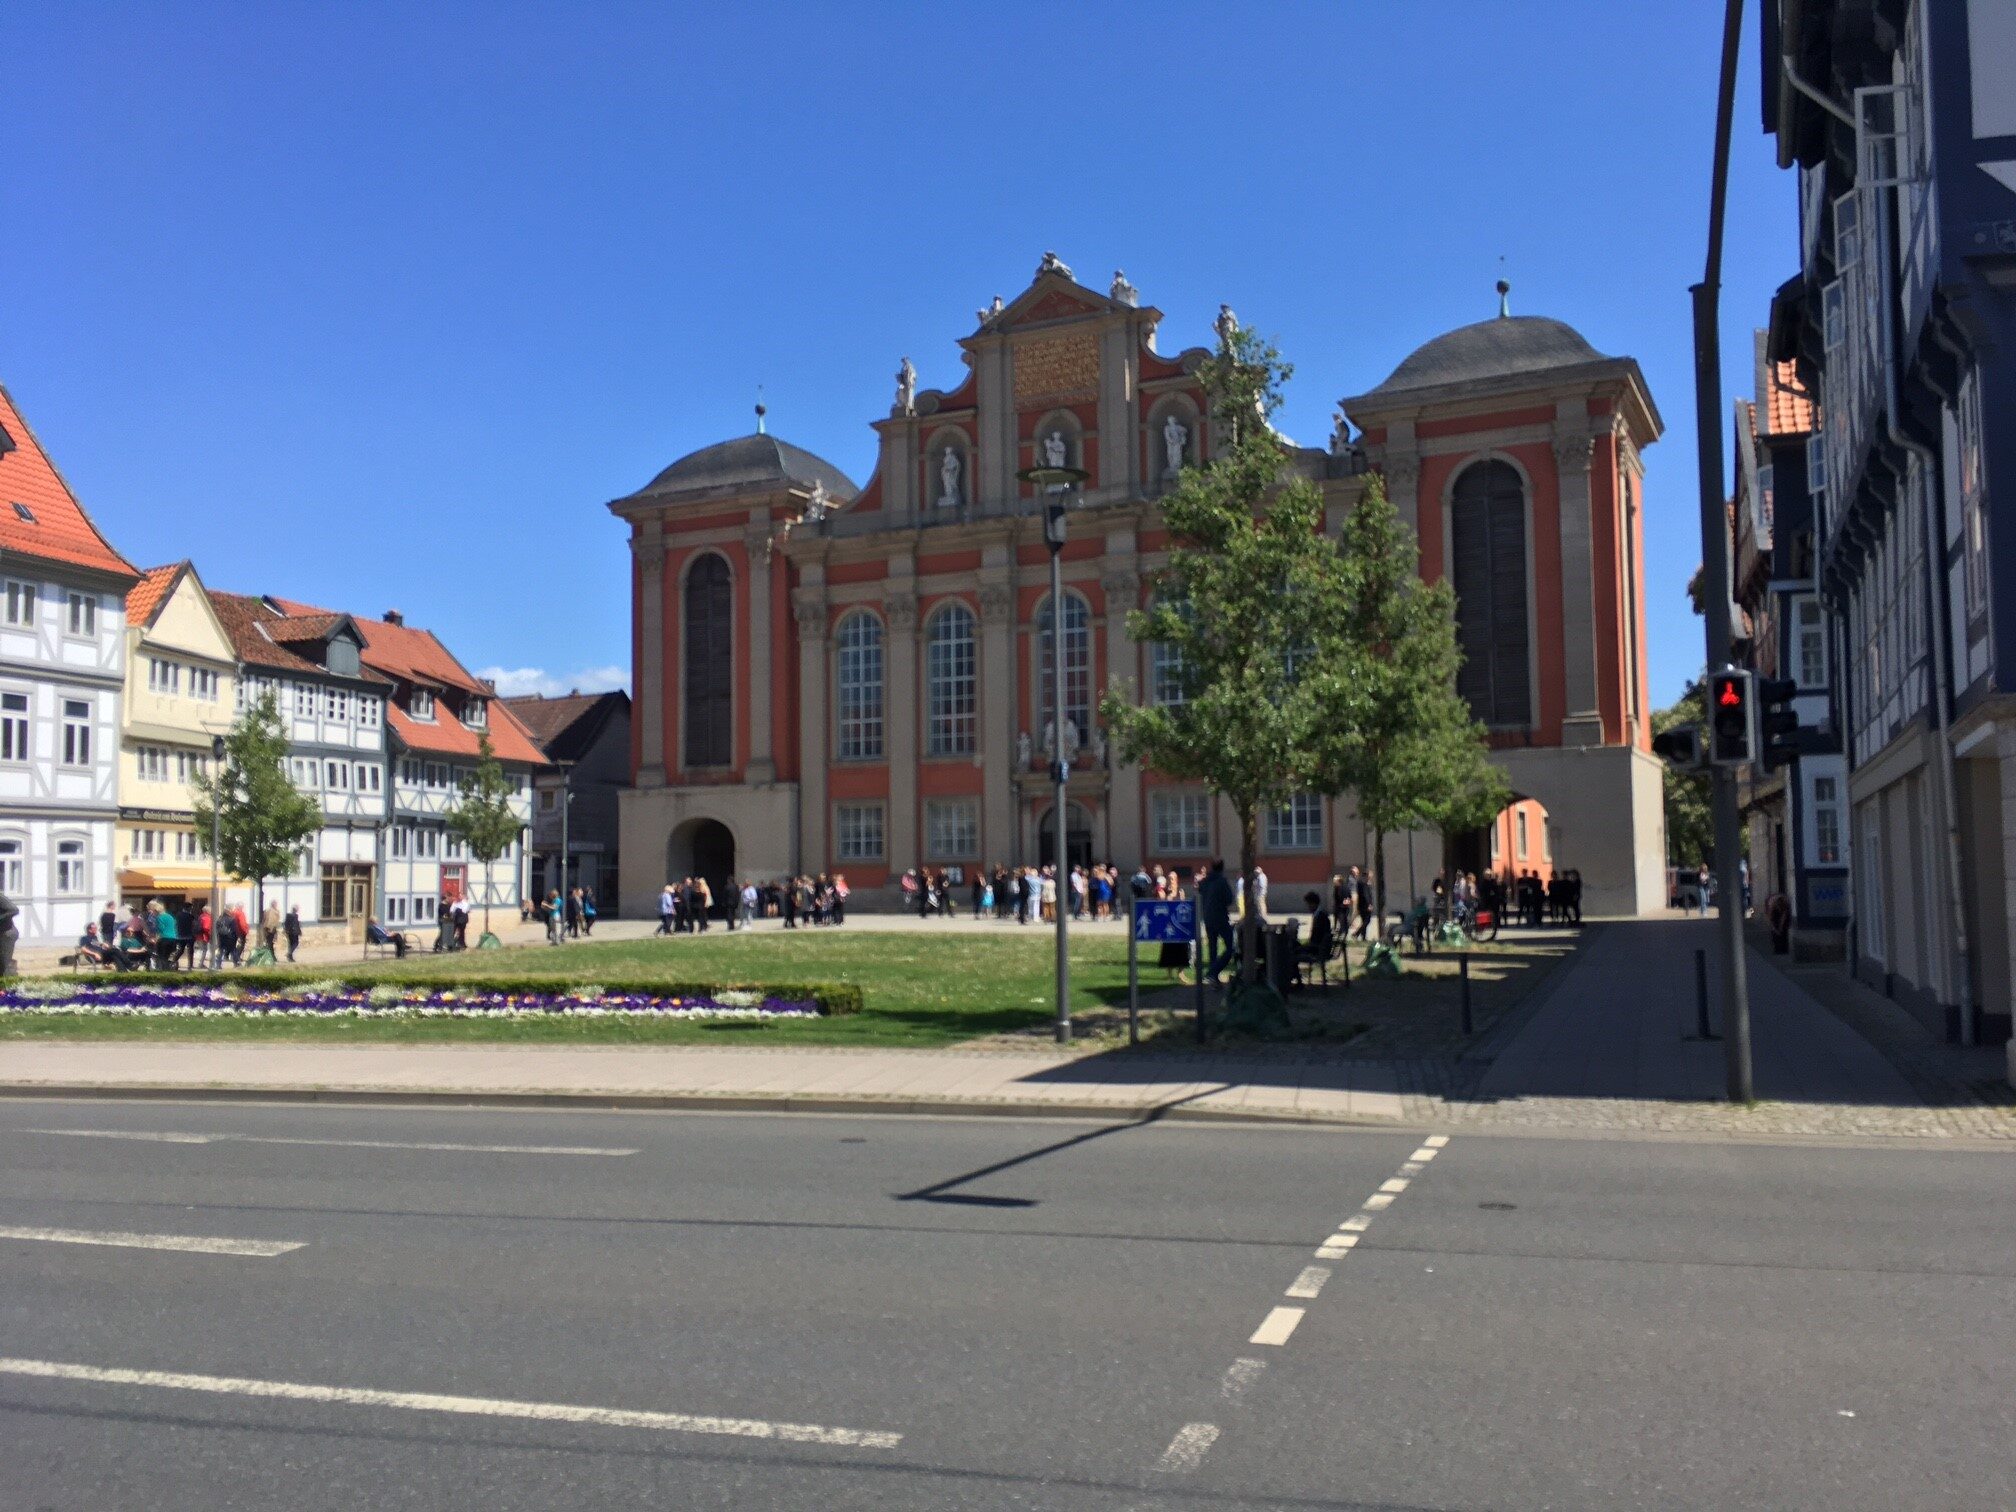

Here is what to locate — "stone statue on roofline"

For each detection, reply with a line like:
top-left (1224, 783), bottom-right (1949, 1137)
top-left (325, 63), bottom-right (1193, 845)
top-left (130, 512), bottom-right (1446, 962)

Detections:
top-left (1330, 409), bottom-right (1352, 455)
top-left (1036, 250), bottom-right (1074, 280)
top-left (1214, 304), bottom-right (1239, 352)
top-left (1110, 269), bottom-right (1138, 306)
top-left (895, 357), bottom-right (917, 416)
top-left (802, 480), bottom-right (829, 524)
top-left (977, 295), bottom-right (1003, 326)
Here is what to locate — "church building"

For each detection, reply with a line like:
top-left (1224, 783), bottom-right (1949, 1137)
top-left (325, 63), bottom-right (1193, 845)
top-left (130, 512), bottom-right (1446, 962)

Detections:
top-left (610, 256), bottom-right (1666, 918)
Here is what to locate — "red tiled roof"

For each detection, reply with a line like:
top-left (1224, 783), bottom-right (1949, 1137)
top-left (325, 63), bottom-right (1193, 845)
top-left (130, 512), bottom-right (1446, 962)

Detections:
top-left (1764, 360), bottom-right (1815, 435)
top-left (499, 691), bottom-right (603, 746)
top-left (386, 700), bottom-right (547, 765)
top-left (0, 383), bottom-right (140, 582)
top-left (206, 589), bottom-right (392, 684)
top-left (126, 562), bottom-right (186, 626)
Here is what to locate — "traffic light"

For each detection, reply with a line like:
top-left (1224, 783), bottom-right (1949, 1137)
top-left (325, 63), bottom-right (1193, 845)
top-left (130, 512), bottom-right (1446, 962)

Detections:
top-left (1758, 677), bottom-right (1800, 770)
top-left (1707, 668), bottom-right (1755, 768)
top-left (1651, 724), bottom-right (1703, 769)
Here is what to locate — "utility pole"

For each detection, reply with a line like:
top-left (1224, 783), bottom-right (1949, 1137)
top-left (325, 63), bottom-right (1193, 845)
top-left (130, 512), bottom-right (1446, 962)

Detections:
top-left (1690, 0), bottom-right (1753, 1103)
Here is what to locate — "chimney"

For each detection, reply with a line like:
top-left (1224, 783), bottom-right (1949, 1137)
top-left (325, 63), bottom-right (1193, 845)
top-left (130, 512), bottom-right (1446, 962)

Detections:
top-left (384, 609), bottom-right (404, 626)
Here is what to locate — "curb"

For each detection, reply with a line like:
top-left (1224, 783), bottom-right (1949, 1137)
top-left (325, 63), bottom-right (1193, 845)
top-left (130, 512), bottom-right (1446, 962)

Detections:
top-left (0, 1082), bottom-right (1404, 1128)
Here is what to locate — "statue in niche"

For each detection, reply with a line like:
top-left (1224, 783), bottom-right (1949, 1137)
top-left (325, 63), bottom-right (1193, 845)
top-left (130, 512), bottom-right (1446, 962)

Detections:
top-left (1041, 720), bottom-right (1055, 760)
top-left (1042, 430), bottom-right (1068, 469)
top-left (1016, 730), bottom-right (1032, 768)
top-left (1162, 414), bottom-right (1188, 475)
top-left (895, 357), bottom-right (917, 415)
top-left (1214, 303), bottom-right (1239, 351)
top-left (938, 446), bottom-right (962, 507)
top-left (1062, 717), bottom-right (1081, 761)
top-left (1091, 725), bottom-right (1108, 767)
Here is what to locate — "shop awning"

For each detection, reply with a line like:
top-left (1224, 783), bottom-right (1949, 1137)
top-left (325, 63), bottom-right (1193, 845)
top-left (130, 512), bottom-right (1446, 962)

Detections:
top-left (117, 867), bottom-right (243, 894)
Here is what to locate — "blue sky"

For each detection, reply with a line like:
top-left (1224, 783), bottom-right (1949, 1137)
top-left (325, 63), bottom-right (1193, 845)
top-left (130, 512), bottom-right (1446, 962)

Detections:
top-left (8, 1), bottom-right (1790, 705)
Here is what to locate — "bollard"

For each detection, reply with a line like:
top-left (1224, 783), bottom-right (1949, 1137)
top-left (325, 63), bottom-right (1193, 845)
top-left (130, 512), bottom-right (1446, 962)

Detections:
top-left (1693, 947), bottom-right (1719, 1040)
top-left (1459, 954), bottom-right (1474, 1035)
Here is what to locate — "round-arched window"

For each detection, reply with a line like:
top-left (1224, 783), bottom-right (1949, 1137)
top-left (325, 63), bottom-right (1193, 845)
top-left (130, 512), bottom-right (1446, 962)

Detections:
top-left (683, 554), bottom-right (733, 767)
top-left (1449, 460), bottom-right (1531, 726)
top-left (834, 611), bottom-right (884, 760)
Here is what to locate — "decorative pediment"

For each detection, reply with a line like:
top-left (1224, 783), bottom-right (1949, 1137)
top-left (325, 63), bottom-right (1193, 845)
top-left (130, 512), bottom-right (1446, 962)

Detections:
top-left (1006, 287), bottom-right (1107, 328)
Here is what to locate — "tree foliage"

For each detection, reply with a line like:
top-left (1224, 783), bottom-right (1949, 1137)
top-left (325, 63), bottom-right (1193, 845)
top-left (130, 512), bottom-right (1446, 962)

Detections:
top-left (191, 690), bottom-right (323, 914)
top-left (444, 732), bottom-right (522, 936)
top-left (1098, 321), bottom-right (1355, 979)
top-left (1309, 477), bottom-right (1509, 921)
top-left (1654, 683), bottom-right (1713, 868)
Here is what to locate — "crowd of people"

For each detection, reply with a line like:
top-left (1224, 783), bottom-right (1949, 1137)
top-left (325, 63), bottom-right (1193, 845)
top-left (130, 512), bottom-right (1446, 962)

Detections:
top-left (653, 874), bottom-right (852, 936)
top-left (74, 897), bottom-right (304, 970)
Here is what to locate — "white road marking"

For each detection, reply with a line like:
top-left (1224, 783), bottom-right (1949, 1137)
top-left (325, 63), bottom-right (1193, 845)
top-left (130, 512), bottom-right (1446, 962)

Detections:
top-left (1248, 1306), bottom-right (1304, 1347)
top-left (1314, 1235), bottom-right (1358, 1259)
top-left (1362, 1193), bottom-right (1395, 1211)
top-left (1219, 1358), bottom-right (1267, 1404)
top-left (0, 1225), bottom-right (302, 1258)
top-left (0, 1358), bottom-right (902, 1449)
top-left (1379, 1178), bottom-right (1410, 1194)
top-left (1285, 1266), bottom-right (1329, 1300)
top-left (1154, 1422), bottom-right (1220, 1473)
top-left (1424, 1135), bottom-right (1450, 1149)
top-left (1340, 1215), bottom-right (1372, 1232)
top-left (24, 1129), bottom-right (636, 1157)
top-left (1398, 1161), bottom-right (1425, 1176)
top-left (1410, 1146), bottom-right (1439, 1162)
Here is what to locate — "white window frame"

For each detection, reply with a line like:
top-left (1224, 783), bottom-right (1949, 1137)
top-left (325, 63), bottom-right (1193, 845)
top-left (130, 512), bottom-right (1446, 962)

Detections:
top-left (358, 695), bottom-right (381, 729)
top-left (0, 690), bottom-right (28, 764)
top-left (1034, 592), bottom-right (1093, 739)
top-left (1264, 792), bottom-right (1323, 852)
top-left (1795, 597), bottom-right (1827, 689)
top-left (925, 603), bottom-right (977, 758)
top-left (924, 798), bottom-right (978, 862)
top-left (149, 658), bottom-right (181, 696)
top-left (52, 834), bottom-right (88, 895)
top-left (1810, 774), bottom-right (1843, 867)
top-left (1, 580), bottom-right (34, 628)
top-left (1151, 791), bottom-right (1212, 854)
top-left (64, 592), bottom-right (96, 639)
top-left (463, 698), bottom-right (487, 729)
top-left (834, 611), bottom-right (885, 762)
top-left (295, 684), bottom-right (317, 718)
top-left (834, 802), bottom-right (885, 862)
top-left (0, 834), bottom-right (23, 892)
top-left (191, 667), bottom-right (219, 702)
top-left (410, 688), bottom-right (435, 721)
top-left (60, 698), bottom-right (92, 767)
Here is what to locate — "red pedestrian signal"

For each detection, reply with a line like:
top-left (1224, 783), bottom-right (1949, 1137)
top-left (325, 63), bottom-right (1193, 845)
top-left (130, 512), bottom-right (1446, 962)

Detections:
top-left (1707, 670), bottom-right (1755, 767)
top-left (1718, 683), bottom-right (1741, 707)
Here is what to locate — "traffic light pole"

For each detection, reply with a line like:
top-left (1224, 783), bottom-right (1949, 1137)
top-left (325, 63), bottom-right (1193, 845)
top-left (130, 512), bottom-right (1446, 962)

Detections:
top-left (1690, 0), bottom-right (1753, 1103)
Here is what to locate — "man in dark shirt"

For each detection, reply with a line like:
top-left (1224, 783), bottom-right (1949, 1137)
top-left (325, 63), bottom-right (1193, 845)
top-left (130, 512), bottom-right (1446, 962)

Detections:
top-left (1197, 859), bottom-right (1236, 986)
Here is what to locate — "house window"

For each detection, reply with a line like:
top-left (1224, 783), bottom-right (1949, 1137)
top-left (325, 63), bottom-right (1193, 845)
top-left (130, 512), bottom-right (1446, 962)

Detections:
top-left (326, 688), bottom-right (350, 723)
top-left (464, 698), bottom-right (486, 729)
top-left (325, 760), bottom-right (350, 790)
top-left (1958, 368), bottom-right (1988, 620)
top-left (413, 894), bottom-right (437, 923)
top-left (417, 827), bottom-right (440, 859)
top-left (1264, 792), bottom-right (1323, 852)
top-left (0, 836), bottom-right (21, 891)
top-left (12, 502), bottom-right (34, 522)
top-left (1450, 460), bottom-right (1532, 726)
top-left (446, 833), bottom-right (467, 860)
top-left (386, 895), bottom-right (408, 925)
top-left (149, 659), bottom-right (181, 695)
top-left (835, 611), bottom-right (884, 761)
top-left (2, 581), bottom-right (33, 627)
top-left (358, 763), bottom-right (381, 793)
top-left (1151, 792), bottom-right (1212, 854)
top-left (1151, 638), bottom-right (1190, 708)
top-left (683, 553), bottom-right (734, 767)
top-left (1034, 592), bottom-right (1092, 739)
top-left (133, 828), bottom-right (163, 860)
top-left (61, 698), bottom-right (91, 766)
top-left (175, 751), bottom-right (208, 784)
top-left (925, 603), bottom-right (977, 757)
top-left (175, 831), bottom-right (201, 860)
top-left (137, 745), bottom-right (168, 782)
top-left (410, 688), bottom-right (435, 720)
top-left (834, 802), bottom-right (884, 861)
top-left (924, 798), bottom-right (978, 861)
top-left (0, 691), bottom-right (27, 762)
top-left (1795, 598), bottom-right (1827, 688)
top-left (65, 592), bottom-right (95, 638)
top-left (1517, 809), bottom-right (1530, 860)
top-left (289, 757), bottom-right (314, 788)
top-left (1813, 776), bottom-right (1843, 865)
top-left (390, 824), bottom-right (410, 859)
top-left (295, 684), bottom-right (316, 718)
top-left (358, 696), bottom-right (381, 728)
top-left (192, 668), bottom-right (219, 702)
top-left (54, 837), bottom-right (87, 894)
top-left (425, 762), bottom-right (448, 788)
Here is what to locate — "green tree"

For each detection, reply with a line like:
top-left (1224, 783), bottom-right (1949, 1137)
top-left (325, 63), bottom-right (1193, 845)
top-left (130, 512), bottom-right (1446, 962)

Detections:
top-left (1312, 476), bottom-right (1508, 925)
top-left (444, 732), bottom-right (523, 944)
top-left (191, 690), bottom-right (323, 931)
top-left (1099, 320), bottom-right (1357, 981)
top-left (1654, 683), bottom-right (1712, 869)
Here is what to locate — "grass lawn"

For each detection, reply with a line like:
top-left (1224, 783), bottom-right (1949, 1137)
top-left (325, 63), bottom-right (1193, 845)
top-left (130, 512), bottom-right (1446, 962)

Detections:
top-left (1, 931), bottom-right (1144, 1050)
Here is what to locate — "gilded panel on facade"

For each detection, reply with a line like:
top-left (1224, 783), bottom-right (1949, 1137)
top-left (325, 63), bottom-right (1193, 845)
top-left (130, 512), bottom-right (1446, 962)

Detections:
top-left (1013, 333), bottom-right (1099, 405)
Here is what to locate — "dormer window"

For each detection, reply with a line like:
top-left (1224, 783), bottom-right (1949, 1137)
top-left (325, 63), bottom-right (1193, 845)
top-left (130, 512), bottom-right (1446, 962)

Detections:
top-left (12, 502), bottom-right (35, 523)
top-left (410, 688), bottom-right (434, 720)
top-left (464, 698), bottom-right (486, 729)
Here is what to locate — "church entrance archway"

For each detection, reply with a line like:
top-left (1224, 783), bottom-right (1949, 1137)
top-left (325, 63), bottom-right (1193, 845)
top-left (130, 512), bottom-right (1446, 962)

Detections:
top-left (668, 818), bottom-right (737, 921)
top-left (1037, 802), bottom-right (1095, 872)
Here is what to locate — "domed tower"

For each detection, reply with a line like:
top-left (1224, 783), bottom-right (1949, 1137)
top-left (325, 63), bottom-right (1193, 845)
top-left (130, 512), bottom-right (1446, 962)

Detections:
top-left (608, 427), bottom-right (857, 911)
top-left (1342, 305), bottom-right (1667, 917)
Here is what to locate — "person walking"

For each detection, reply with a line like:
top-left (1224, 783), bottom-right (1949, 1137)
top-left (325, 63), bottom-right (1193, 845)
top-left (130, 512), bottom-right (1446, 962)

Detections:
top-left (695, 876), bottom-right (713, 931)
top-left (545, 889), bottom-right (565, 945)
top-left (262, 900), bottom-right (281, 954)
top-left (740, 879), bottom-right (757, 930)
top-left (175, 899), bottom-right (199, 969)
top-left (657, 884), bottom-right (676, 935)
top-left (283, 905), bottom-right (302, 962)
top-left (0, 890), bottom-right (17, 979)
top-left (100, 901), bottom-right (120, 950)
top-left (564, 888), bottom-right (582, 939)
top-left (832, 873), bottom-right (848, 925)
top-left (581, 889), bottom-right (597, 935)
top-left (1696, 863), bottom-right (1711, 918)
top-left (1252, 865), bottom-right (1269, 921)
top-left (1198, 859), bottom-right (1235, 986)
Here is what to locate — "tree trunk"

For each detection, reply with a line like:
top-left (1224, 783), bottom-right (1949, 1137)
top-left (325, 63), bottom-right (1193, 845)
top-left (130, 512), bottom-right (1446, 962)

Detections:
top-left (482, 860), bottom-right (492, 936)
top-left (1238, 807), bottom-right (1261, 985)
top-left (1372, 830), bottom-right (1387, 938)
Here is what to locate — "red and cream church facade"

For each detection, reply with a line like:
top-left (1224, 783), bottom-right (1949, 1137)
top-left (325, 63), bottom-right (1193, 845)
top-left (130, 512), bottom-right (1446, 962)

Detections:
top-left (610, 255), bottom-right (1667, 917)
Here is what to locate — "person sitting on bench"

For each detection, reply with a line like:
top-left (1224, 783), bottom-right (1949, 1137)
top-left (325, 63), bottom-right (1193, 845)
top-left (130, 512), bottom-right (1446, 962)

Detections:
top-left (366, 919), bottom-right (409, 959)
top-left (74, 924), bottom-right (117, 969)
top-left (1296, 891), bottom-right (1335, 985)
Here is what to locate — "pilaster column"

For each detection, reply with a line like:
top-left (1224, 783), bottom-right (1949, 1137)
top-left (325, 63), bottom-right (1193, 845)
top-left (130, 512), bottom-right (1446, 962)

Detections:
top-left (884, 591), bottom-right (919, 871)
top-left (632, 530), bottom-right (667, 787)
top-left (978, 578), bottom-right (1017, 864)
top-left (1554, 429), bottom-right (1603, 744)
top-left (743, 524), bottom-right (776, 783)
top-left (794, 593), bottom-right (828, 874)
top-left (1101, 563), bottom-right (1144, 864)
top-left (1382, 454), bottom-right (1421, 537)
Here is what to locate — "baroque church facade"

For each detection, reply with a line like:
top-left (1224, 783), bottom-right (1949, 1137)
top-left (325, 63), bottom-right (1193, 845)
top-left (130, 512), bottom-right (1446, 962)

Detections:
top-left (610, 255), bottom-right (1667, 918)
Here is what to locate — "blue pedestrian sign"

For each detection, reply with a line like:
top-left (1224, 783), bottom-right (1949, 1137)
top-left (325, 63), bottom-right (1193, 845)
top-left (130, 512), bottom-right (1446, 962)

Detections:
top-left (1133, 899), bottom-right (1197, 943)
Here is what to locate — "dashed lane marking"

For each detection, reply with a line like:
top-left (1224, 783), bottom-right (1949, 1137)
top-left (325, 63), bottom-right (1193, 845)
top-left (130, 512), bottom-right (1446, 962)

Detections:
top-left (0, 1225), bottom-right (302, 1258)
top-left (23, 1129), bottom-right (638, 1157)
top-left (1340, 1215), bottom-right (1372, 1232)
top-left (0, 1358), bottom-right (902, 1449)
top-left (1154, 1423), bottom-right (1221, 1473)
top-left (1219, 1359), bottom-right (1267, 1404)
top-left (1314, 1235), bottom-right (1358, 1259)
top-left (1285, 1266), bottom-right (1330, 1300)
top-left (1424, 1135), bottom-right (1450, 1148)
top-left (1410, 1147), bottom-right (1439, 1162)
top-left (1379, 1178), bottom-right (1410, 1194)
top-left (1362, 1193), bottom-right (1395, 1211)
top-left (1249, 1306), bottom-right (1305, 1347)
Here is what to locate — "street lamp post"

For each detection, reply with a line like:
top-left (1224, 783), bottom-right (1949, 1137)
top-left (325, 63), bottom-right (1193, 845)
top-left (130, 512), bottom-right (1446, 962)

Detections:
top-left (556, 761), bottom-right (573, 926)
top-left (1017, 460), bottom-right (1088, 1045)
top-left (208, 734), bottom-right (226, 968)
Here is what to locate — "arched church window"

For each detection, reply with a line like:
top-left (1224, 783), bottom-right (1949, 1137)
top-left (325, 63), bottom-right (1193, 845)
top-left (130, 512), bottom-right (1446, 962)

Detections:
top-left (1449, 460), bottom-right (1531, 726)
top-left (1034, 592), bottom-right (1092, 739)
top-left (834, 611), bottom-right (883, 760)
top-left (925, 603), bottom-right (976, 757)
top-left (683, 553), bottom-right (733, 767)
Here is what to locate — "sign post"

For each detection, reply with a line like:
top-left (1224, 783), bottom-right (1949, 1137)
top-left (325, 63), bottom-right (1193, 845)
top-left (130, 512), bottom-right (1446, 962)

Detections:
top-left (1131, 900), bottom-right (1199, 1046)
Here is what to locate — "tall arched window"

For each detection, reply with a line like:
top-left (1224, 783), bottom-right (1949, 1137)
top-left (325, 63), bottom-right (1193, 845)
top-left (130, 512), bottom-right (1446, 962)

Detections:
top-left (1035, 592), bottom-right (1091, 739)
top-left (683, 553), bottom-right (733, 767)
top-left (925, 603), bottom-right (976, 756)
top-left (1449, 460), bottom-right (1531, 726)
top-left (834, 611), bottom-right (884, 760)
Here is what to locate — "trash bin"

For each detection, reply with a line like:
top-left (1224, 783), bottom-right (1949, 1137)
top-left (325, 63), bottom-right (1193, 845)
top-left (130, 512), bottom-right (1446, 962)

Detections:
top-left (1263, 924), bottom-right (1299, 994)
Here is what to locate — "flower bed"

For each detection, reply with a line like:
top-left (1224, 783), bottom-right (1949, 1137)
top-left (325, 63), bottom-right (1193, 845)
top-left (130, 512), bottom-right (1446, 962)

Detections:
top-left (0, 980), bottom-right (825, 1021)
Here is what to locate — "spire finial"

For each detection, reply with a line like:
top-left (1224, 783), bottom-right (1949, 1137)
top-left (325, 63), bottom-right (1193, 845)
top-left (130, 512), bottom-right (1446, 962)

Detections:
top-left (1496, 278), bottom-right (1511, 319)
top-left (755, 385), bottom-right (767, 435)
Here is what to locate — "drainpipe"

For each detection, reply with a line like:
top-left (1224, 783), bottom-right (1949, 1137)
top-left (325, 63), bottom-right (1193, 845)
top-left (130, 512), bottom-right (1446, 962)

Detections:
top-left (1870, 148), bottom-right (1976, 1043)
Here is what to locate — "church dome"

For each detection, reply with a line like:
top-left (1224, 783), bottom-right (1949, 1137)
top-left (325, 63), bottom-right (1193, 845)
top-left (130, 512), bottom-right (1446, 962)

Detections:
top-left (1359, 315), bottom-right (1610, 401)
top-left (631, 433), bottom-right (858, 503)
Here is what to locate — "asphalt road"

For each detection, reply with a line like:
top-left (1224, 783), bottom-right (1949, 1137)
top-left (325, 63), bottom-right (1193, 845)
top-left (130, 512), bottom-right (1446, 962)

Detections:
top-left (1, 1099), bottom-right (2010, 1510)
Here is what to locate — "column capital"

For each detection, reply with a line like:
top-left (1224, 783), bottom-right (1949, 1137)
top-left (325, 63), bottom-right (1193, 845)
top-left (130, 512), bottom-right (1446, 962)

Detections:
top-left (1552, 432), bottom-right (1596, 471)
top-left (1380, 454), bottom-right (1420, 492)
top-left (630, 536), bottom-right (666, 577)
top-left (978, 584), bottom-right (1015, 624)
top-left (792, 594), bottom-right (827, 641)
top-left (1099, 567), bottom-right (1141, 601)
top-left (884, 593), bottom-right (919, 635)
